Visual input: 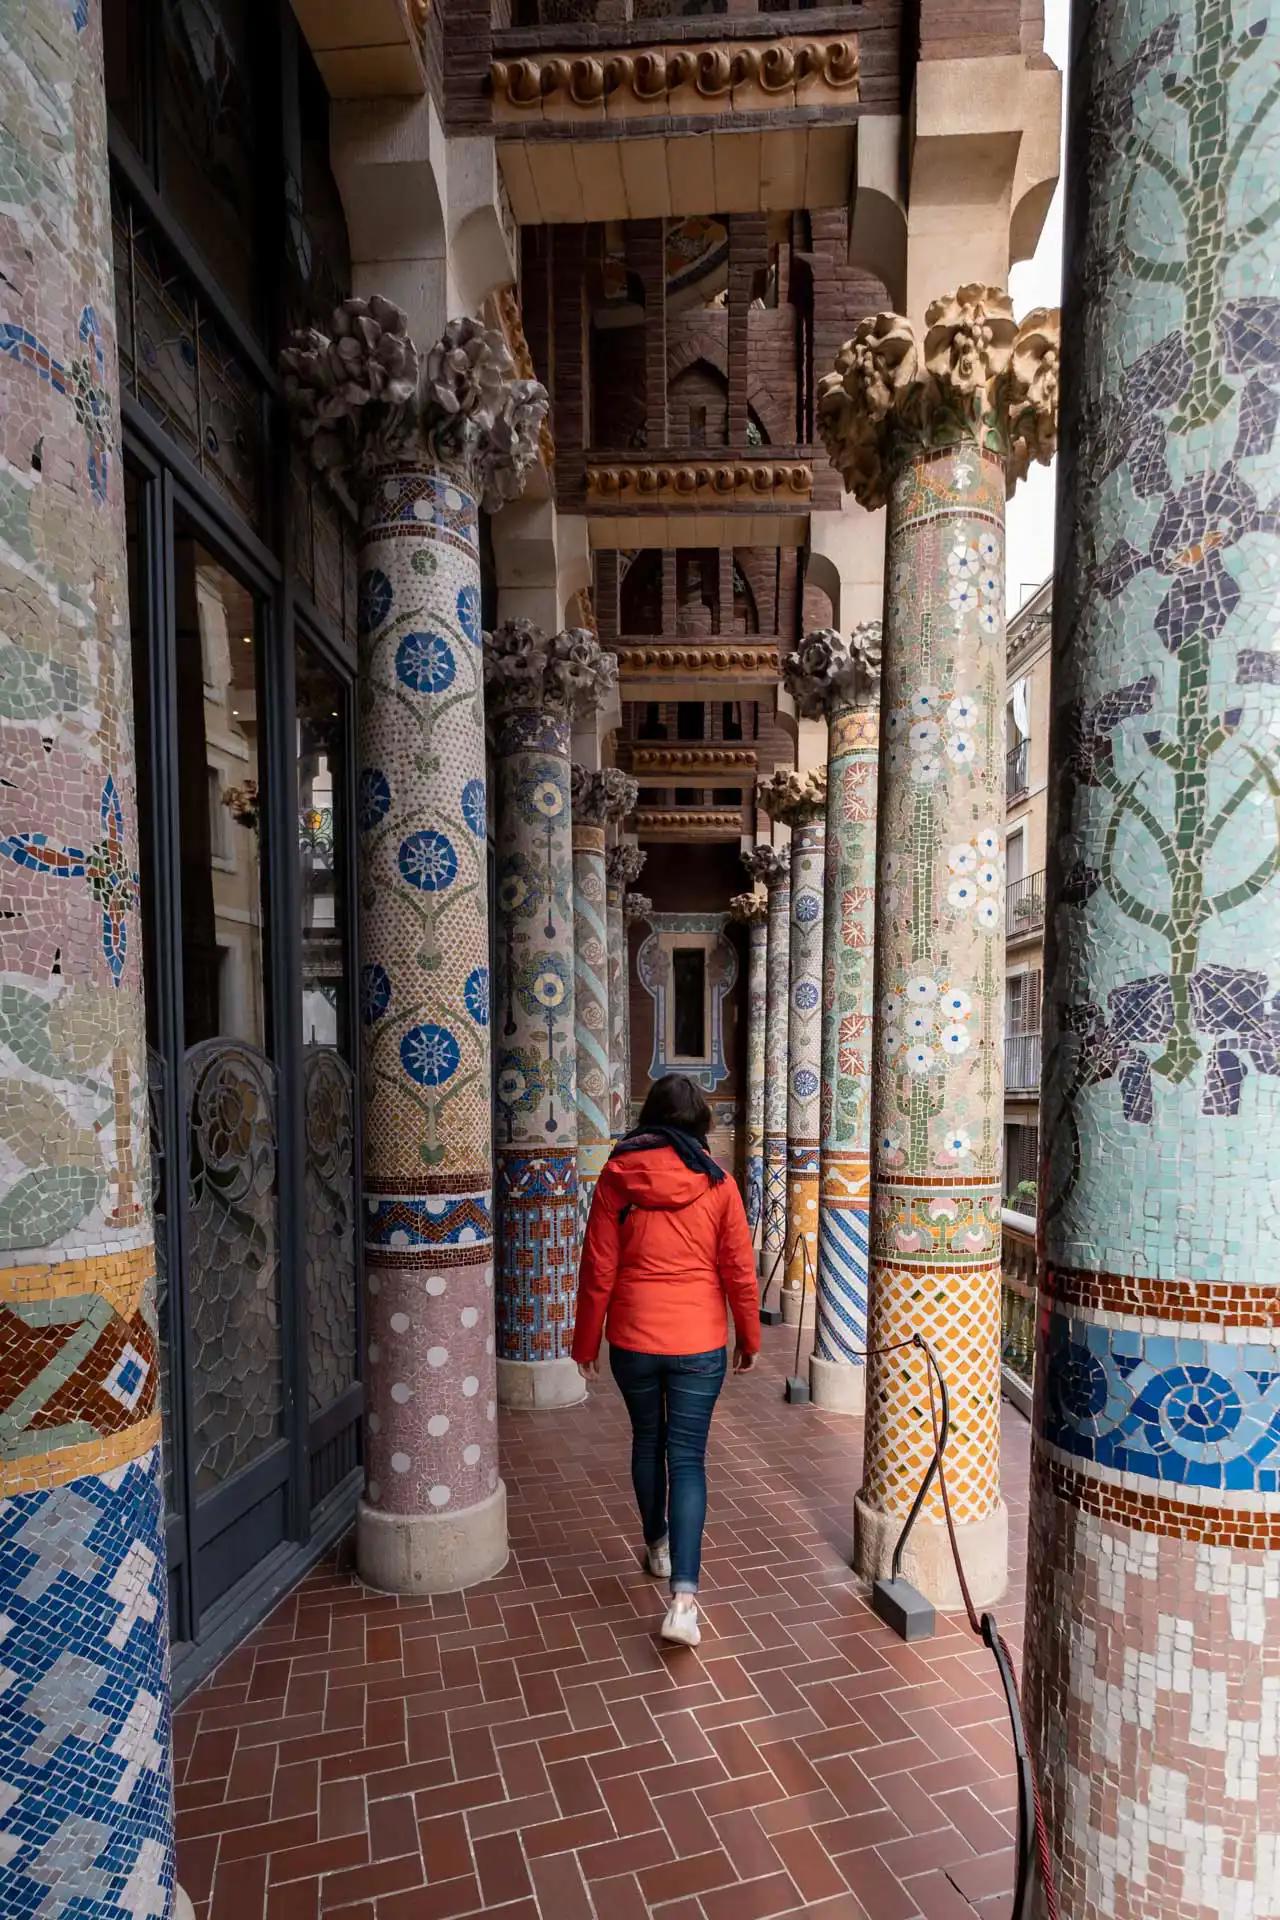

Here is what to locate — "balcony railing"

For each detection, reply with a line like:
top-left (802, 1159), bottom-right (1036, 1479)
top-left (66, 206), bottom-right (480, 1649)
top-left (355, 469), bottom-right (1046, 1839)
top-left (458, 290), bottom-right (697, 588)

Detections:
top-left (1006, 868), bottom-right (1045, 935)
top-left (1001, 1209), bottom-right (1036, 1403)
top-left (1006, 737), bottom-right (1029, 800)
top-left (1005, 1030), bottom-right (1042, 1092)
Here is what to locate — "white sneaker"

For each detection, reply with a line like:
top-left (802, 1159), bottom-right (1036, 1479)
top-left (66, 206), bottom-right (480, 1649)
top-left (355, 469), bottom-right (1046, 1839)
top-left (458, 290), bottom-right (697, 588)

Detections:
top-left (660, 1600), bottom-right (701, 1648)
top-left (645, 1540), bottom-right (672, 1579)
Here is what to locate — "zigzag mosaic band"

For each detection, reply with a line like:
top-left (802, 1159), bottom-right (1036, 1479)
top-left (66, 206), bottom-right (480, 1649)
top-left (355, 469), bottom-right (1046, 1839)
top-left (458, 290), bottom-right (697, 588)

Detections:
top-left (571, 819), bottom-right (611, 1230)
top-left (743, 919), bottom-right (768, 1235)
top-left (784, 821), bottom-right (824, 1301)
top-left (813, 1153), bottom-right (870, 1366)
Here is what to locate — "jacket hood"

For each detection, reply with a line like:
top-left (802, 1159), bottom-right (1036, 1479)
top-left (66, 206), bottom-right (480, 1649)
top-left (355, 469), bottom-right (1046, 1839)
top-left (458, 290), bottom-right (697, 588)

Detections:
top-left (607, 1144), bottom-right (712, 1211)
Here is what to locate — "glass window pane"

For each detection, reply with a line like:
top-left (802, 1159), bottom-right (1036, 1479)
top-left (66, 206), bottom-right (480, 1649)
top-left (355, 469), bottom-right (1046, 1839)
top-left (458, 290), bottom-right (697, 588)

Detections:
top-left (158, 0), bottom-right (259, 329)
top-left (173, 516), bottom-right (282, 1492)
top-left (297, 643), bottom-right (357, 1415)
top-left (673, 948), bottom-right (706, 1058)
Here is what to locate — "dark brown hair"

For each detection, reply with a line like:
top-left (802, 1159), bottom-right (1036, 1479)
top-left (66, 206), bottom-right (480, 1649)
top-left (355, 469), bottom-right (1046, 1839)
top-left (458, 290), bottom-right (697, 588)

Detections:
top-left (636, 1073), bottom-right (712, 1141)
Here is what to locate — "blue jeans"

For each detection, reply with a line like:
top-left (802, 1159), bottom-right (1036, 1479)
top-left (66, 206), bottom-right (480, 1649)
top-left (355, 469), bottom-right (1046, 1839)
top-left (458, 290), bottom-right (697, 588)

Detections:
top-left (609, 1346), bottom-right (727, 1594)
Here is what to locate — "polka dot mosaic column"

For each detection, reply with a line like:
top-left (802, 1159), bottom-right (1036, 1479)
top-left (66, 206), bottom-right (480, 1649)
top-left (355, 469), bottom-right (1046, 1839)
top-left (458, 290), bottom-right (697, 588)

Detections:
top-left (783, 628), bottom-right (883, 1415)
top-left (760, 772), bottom-right (828, 1327)
top-left (0, 5), bottom-right (180, 1908)
top-left (488, 624), bottom-right (616, 1412)
top-left (728, 891), bottom-right (769, 1242)
top-left (818, 287), bottom-right (1059, 1605)
top-left (281, 309), bottom-right (548, 1592)
top-left (605, 845), bottom-right (644, 1137)
top-left (568, 771), bottom-right (613, 1232)
top-left (745, 846), bottom-right (791, 1286)
top-left (1022, 8), bottom-right (1280, 1912)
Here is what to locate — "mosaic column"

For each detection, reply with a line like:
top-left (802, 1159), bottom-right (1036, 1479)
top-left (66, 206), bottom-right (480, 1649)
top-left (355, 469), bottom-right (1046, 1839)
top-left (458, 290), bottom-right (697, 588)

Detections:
top-left (784, 627), bottom-right (882, 1414)
top-left (1022, 8), bottom-right (1280, 1913)
top-left (759, 771), bottom-right (828, 1327)
top-left (605, 843), bottom-right (644, 1136)
top-left (728, 890), bottom-right (769, 1241)
top-left (0, 5), bottom-right (180, 1908)
top-left (488, 623), bottom-right (616, 1410)
top-left (818, 287), bottom-right (1059, 1604)
top-left (281, 308), bottom-right (548, 1590)
top-left (568, 770), bottom-right (614, 1232)
top-left (743, 844), bottom-right (791, 1282)
top-left (622, 891), bottom-right (653, 1117)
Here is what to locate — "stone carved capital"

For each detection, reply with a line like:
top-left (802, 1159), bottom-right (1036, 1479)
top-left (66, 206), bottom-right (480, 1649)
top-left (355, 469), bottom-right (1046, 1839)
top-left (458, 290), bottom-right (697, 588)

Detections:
top-left (817, 286), bottom-right (1060, 508)
top-left (606, 845), bottom-right (646, 887)
top-left (757, 766), bottom-right (827, 826)
top-left (623, 893), bottom-right (652, 924)
top-left (486, 621), bottom-right (618, 720)
top-left (281, 301), bottom-right (550, 511)
top-left (728, 890), bottom-right (768, 926)
top-left (571, 764), bottom-right (637, 825)
top-left (742, 845), bottom-right (789, 891)
top-left (783, 622), bottom-right (883, 718)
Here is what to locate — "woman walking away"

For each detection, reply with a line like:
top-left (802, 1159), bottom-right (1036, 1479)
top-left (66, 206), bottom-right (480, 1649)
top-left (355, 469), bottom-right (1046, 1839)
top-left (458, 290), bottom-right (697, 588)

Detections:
top-left (573, 1072), bottom-right (761, 1648)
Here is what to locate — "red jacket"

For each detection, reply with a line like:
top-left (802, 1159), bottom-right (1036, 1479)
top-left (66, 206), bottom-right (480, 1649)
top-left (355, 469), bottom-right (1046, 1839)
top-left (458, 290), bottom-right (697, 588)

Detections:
top-left (572, 1145), bottom-right (761, 1364)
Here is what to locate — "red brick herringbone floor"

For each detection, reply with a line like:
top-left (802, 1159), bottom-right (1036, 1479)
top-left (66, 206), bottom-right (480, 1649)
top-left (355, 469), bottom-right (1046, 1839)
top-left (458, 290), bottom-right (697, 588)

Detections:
top-left (175, 1325), bottom-right (1031, 1920)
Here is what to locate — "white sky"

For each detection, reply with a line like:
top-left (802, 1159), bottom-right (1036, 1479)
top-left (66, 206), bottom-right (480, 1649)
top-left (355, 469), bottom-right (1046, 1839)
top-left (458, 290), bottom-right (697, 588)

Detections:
top-left (1005, 0), bottom-right (1069, 611)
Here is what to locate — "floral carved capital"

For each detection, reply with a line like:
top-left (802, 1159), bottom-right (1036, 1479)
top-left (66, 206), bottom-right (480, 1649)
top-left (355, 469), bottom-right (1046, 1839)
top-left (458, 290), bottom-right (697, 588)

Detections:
top-left (623, 893), bottom-right (653, 924)
top-left (728, 889), bottom-right (768, 926)
top-left (741, 845), bottom-right (789, 891)
top-left (606, 845), bottom-right (646, 887)
top-left (485, 621), bottom-right (618, 720)
top-left (817, 286), bottom-right (1060, 508)
top-left (783, 622), bottom-right (883, 718)
top-left (570, 765), bottom-right (636, 825)
top-left (281, 301), bottom-right (549, 511)
top-left (757, 766), bottom-right (827, 826)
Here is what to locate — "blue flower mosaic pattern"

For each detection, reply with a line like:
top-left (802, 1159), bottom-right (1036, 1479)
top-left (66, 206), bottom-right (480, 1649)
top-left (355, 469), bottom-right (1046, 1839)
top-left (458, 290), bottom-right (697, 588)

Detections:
top-left (1042, 1318), bottom-right (1280, 1492)
top-left (461, 778), bottom-right (487, 837)
top-left (0, 1452), bottom-right (176, 1918)
top-left (794, 891), bottom-right (821, 925)
top-left (398, 829), bottom-right (458, 892)
top-left (400, 1023), bottom-right (461, 1086)
top-left (464, 967), bottom-right (489, 1026)
top-left (358, 568), bottom-right (393, 637)
top-left (395, 630), bottom-right (456, 694)
top-left (456, 583), bottom-right (482, 645)
top-left (358, 769), bottom-right (391, 832)
top-left (360, 964), bottom-right (391, 1026)
top-left (793, 980), bottom-right (820, 1012)
top-left (792, 1067), bottom-right (820, 1100)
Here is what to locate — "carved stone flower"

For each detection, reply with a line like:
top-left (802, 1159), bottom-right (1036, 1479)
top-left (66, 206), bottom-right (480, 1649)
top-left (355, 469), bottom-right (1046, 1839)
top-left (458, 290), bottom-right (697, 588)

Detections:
top-left (1006, 307), bottom-right (1062, 487)
top-left (281, 294), bottom-right (420, 474)
top-left (784, 622), bottom-right (883, 718)
top-left (922, 285), bottom-right (1017, 401)
top-left (758, 766), bottom-right (827, 825)
top-left (728, 889), bottom-right (768, 925)
top-left (600, 768), bottom-right (638, 819)
top-left (741, 845), bottom-right (788, 889)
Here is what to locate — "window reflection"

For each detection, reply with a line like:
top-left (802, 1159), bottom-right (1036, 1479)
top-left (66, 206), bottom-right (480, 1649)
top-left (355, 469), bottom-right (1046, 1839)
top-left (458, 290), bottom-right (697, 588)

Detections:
top-left (297, 649), bottom-right (349, 1048)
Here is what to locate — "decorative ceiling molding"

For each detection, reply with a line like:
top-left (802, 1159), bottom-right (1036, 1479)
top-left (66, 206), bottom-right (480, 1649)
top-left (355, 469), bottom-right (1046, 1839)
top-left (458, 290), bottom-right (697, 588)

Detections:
top-left (491, 34), bottom-right (859, 121)
top-left (628, 745), bottom-right (758, 778)
top-left (613, 641), bottom-right (780, 681)
top-left (633, 808), bottom-right (746, 840)
top-left (586, 461), bottom-right (812, 507)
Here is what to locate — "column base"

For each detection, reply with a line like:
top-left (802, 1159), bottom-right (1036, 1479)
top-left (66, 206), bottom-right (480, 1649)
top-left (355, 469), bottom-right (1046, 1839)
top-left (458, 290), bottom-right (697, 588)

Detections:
top-left (853, 1493), bottom-right (1008, 1611)
top-left (176, 1890), bottom-right (196, 1920)
top-left (497, 1355), bottom-right (587, 1410)
top-left (781, 1286), bottom-right (815, 1329)
top-left (357, 1481), bottom-right (509, 1595)
top-left (809, 1354), bottom-right (866, 1415)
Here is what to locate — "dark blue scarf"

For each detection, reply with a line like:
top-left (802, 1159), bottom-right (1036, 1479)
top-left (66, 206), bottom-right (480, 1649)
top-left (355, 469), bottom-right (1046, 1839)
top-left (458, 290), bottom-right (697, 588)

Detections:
top-left (612, 1124), bottom-right (725, 1184)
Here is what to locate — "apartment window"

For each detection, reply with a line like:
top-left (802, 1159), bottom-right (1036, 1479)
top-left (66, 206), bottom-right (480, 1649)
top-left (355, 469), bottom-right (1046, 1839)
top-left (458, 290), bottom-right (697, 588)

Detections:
top-left (677, 701), bottom-right (704, 740)
top-left (722, 701), bottom-right (743, 741)
top-left (1004, 1123), bottom-right (1040, 1209)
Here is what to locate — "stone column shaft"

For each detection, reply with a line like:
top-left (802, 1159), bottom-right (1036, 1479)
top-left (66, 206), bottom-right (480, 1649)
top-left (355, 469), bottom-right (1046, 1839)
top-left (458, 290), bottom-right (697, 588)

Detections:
top-left (0, 5), bottom-right (178, 1906)
top-left (729, 892), bottom-right (769, 1241)
top-left (760, 771), bottom-right (828, 1325)
top-left (744, 847), bottom-right (790, 1281)
top-left (282, 306), bottom-right (550, 1588)
top-left (819, 286), bottom-right (1059, 1606)
top-left (1023, 7), bottom-right (1280, 1915)
top-left (489, 626), bottom-right (616, 1411)
top-left (568, 773), bottom-right (613, 1231)
top-left (784, 628), bottom-right (883, 1414)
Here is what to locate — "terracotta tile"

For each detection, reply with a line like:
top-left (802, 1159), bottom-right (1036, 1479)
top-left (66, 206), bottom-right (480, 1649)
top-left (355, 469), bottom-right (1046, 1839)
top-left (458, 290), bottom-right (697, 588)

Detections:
top-left (700, 1869), bottom-right (801, 1920)
top-left (475, 1829), bottom-right (534, 1906)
